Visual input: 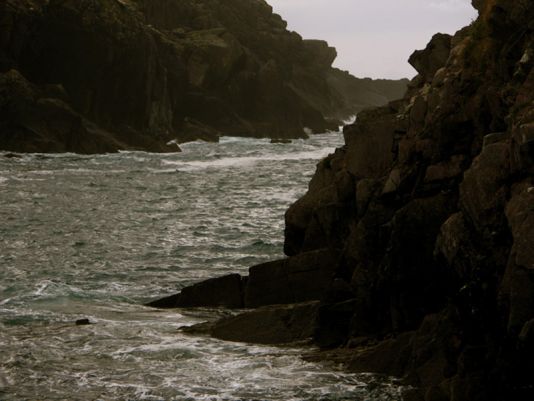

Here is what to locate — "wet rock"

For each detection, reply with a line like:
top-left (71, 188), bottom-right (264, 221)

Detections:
top-left (270, 138), bottom-right (292, 144)
top-left (2, 152), bottom-right (21, 158)
top-left (0, 69), bottom-right (126, 153)
top-left (183, 302), bottom-right (319, 345)
top-left (244, 248), bottom-right (340, 308)
top-left (147, 274), bottom-right (245, 309)
top-left (75, 318), bottom-right (91, 325)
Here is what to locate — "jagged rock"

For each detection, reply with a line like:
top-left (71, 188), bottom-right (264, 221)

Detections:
top-left (143, 2), bottom-right (533, 400)
top-left (435, 212), bottom-right (478, 280)
top-left (314, 298), bottom-right (357, 348)
top-left (459, 143), bottom-right (510, 236)
top-left (0, 69), bottom-right (127, 153)
top-left (0, 0), bottom-right (408, 153)
top-left (343, 106), bottom-right (399, 179)
top-left (346, 331), bottom-right (414, 377)
top-left (284, 149), bottom-right (353, 256)
top-left (424, 155), bottom-right (466, 184)
top-left (270, 138), bottom-right (291, 144)
top-left (147, 273), bottom-right (245, 309)
top-left (379, 194), bottom-right (456, 331)
top-left (409, 33), bottom-right (452, 83)
top-left (273, 2), bottom-right (534, 399)
top-left (182, 302), bottom-right (319, 345)
top-left (244, 248), bottom-right (339, 308)
top-left (482, 132), bottom-right (509, 148)
top-left (506, 182), bottom-right (534, 271)
top-left (502, 183), bottom-right (534, 334)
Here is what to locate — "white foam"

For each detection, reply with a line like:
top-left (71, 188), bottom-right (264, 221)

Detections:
top-left (161, 148), bottom-right (335, 171)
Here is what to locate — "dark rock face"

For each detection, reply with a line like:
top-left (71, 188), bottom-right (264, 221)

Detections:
top-left (183, 302), bottom-right (319, 345)
top-left (147, 249), bottom-right (340, 310)
top-left (148, 1), bottom-right (531, 400)
top-left (244, 248), bottom-right (339, 308)
top-left (0, 0), bottom-right (407, 153)
top-left (280, 1), bottom-right (534, 399)
top-left (146, 274), bottom-right (245, 309)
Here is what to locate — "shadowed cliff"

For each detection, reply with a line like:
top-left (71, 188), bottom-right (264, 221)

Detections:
top-left (0, 0), bottom-right (406, 153)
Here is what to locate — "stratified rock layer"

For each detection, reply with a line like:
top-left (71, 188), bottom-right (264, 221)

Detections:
top-left (0, 0), bottom-right (407, 153)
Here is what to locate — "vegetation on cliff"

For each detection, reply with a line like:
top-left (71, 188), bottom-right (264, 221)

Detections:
top-left (0, 0), bottom-right (406, 153)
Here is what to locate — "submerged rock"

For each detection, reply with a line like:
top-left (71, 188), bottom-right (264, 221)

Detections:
top-left (270, 138), bottom-right (292, 144)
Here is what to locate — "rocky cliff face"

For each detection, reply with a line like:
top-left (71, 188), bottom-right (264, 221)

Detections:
top-left (147, 0), bottom-right (533, 399)
top-left (0, 0), bottom-right (406, 153)
top-left (283, 0), bottom-right (534, 399)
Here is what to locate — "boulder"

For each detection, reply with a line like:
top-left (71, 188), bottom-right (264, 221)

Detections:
top-left (146, 273), bottom-right (245, 309)
top-left (409, 33), bottom-right (452, 83)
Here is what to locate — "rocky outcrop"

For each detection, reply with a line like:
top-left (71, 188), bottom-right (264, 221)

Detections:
top-left (0, 0), bottom-right (407, 153)
top-left (146, 274), bottom-right (245, 309)
top-left (147, 248), bottom-right (339, 310)
top-left (148, 1), bottom-right (532, 399)
top-left (280, 0), bottom-right (534, 399)
top-left (182, 302), bottom-right (319, 345)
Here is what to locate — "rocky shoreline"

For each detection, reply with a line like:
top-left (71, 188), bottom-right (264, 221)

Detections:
top-left (148, 1), bottom-right (534, 400)
top-left (0, 0), bottom-right (406, 154)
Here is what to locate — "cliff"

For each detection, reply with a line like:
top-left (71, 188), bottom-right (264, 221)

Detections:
top-left (0, 0), bottom-right (406, 154)
top-left (282, 0), bottom-right (534, 399)
top-left (148, 0), bottom-right (533, 400)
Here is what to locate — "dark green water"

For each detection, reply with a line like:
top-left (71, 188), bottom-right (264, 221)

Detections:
top-left (0, 134), bottom-right (403, 400)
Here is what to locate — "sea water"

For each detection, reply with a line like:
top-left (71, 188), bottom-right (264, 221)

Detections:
top-left (0, 133), bottom-right (402, 400)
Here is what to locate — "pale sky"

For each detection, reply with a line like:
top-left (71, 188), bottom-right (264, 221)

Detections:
top-left (267, 0), bottom-right (477, 79)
